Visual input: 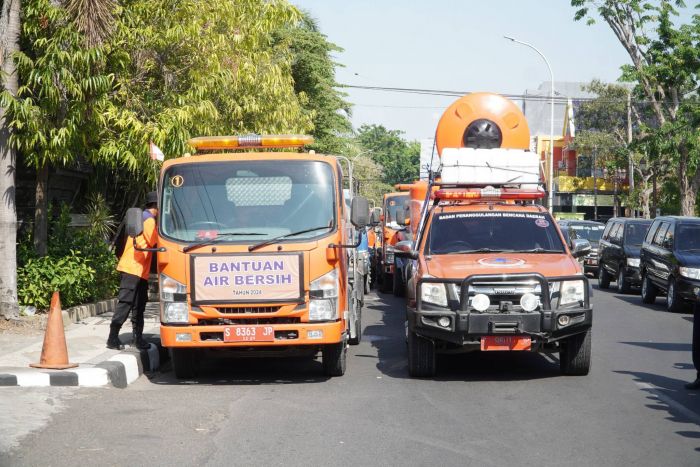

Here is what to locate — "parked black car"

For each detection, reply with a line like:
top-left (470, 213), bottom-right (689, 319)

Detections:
top-left (598, 217), bottom-right (653, 293)
top-left (558, 220), bottom-right (605, 275)
top-left (640, 216), bottom-right (700, 312)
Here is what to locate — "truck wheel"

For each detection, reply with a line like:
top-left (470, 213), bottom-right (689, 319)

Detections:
top-left (641, 273), bottom-right (657, 304)
top-left (560, 329), bottom-right (591, 376)
top-left (408, 331), bottom-right (436, 377)
top-left (666, 278), bottom-right (685, 313)
top-left (617, 268), bottom-right (631, 294)
top-left (380, 272), bottom-right (392, 293)
top-left (364, 274), bottom-right (371, 295)
top-left (322, 342), bottom-right (347, 376)
top-left (348, 301), bottom-right (362, 346)
top-left (598, 266), bottom-right (611, 289)
top-left (171, 348), bottom-right (198, 379)
top-left (392, 268), bottom-right (405, 297)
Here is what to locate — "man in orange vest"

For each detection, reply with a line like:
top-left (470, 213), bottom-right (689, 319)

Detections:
top-left (107, 192), bottom-right (159, 350)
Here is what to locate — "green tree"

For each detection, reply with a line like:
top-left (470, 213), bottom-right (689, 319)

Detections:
top-left (356, 124), bottom-right (420, 186)
top-left (0, 0), bottom-right (21, 319)
top-left (277, 10), bottom-right (353, 155)
top-left (571, 0), bottom-right (700, 215)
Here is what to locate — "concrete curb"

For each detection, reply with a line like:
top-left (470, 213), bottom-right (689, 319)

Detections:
top-left (0, 343), bottom-right (161, 389)
top-left (60, 298), bottom-right (118, 326)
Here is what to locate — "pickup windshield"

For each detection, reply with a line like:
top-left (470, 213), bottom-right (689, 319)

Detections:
top-left (427, 211), bottom-right (565, 255)
top-left (161, 160), bottom-right (336, 243)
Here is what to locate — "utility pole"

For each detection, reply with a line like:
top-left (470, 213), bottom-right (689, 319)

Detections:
top-left (627, 89), bottom-right (635, 217)
top-left (593, 146), bottom-right (598, 221)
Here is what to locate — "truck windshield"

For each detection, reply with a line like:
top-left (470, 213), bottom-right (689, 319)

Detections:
top-left (427, 211), bottom-right (565, 255)
top-left (385, 195), bottom-right (409, 224)
top-left (161, 160), bottom-right (336, 243)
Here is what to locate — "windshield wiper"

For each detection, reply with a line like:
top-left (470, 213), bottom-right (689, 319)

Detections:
top-left (183, 232), bottom-right (265, 253)
top-left (445, 248), bottom-right (509, 254)
top-left (515, 248), bottom-right (563, 253)
top-left (248, 225), bottom-right (332, 252)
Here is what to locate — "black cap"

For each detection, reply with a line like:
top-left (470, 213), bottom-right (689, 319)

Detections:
top-left (145, 191), bottom-right (158, 206)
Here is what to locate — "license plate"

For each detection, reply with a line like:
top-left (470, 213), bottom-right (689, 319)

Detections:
top-left (587, 259), bottom-right (598, 265)
top-left (481, 335), bottom-right (531, 351)
top-left (223, 325), bottom-right (275, 342)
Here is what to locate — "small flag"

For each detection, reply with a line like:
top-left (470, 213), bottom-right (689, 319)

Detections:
top-left (149, 142), bottom-right (165, 161)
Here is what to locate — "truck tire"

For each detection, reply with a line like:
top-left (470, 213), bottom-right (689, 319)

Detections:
top-left (348, 303), bottom-right (362, 346)
top-left (560, 329), bottom-right (591, 376)
top-left (364, 274), bottom-right (371, 295)
top-left (393, 268), bottom-right (405, 297)
top-left (322, 342), bottom-right (347, 376)
top-left (598, 266), bottom-right (611, 289)
top-left (171, 348), bottom-right (198, 379)
top-left (641, 273), bottom-right (657, 304)
top-left (666, 278), bottom-right (685, 313)
top-left (617, 267), bottom-right (631, 294)
top-left (408, 331), bottom-right (436, 377)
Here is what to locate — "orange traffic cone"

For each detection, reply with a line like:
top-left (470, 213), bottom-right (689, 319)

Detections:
top-left (30, 291), bottom-right (78, 370)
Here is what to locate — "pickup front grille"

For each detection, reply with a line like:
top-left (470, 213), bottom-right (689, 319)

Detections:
top-left (456, 281), bottom-right (542, 313)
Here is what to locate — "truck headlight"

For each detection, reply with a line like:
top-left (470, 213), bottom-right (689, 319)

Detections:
top-left (626, 258), bottom-right (640, 268)
top-left (680, 267), bottom-right (700, 280)
top-left (160, 273), bottom-right (187, 301)
top-left (309, 269), bottom-right (338, 321)
top-left (421, 278), bottom-right (447, 307)
top-left (558, 280), bottom-right (585, 307)
top-left (162, 302), bottom-right (188, 323)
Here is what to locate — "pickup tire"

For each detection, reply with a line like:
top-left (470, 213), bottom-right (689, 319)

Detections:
top-left (380, 272), bottom-right (392, 293)
top-left (322, 342), bottom-right (347, 376)
top-left (598, 266), bottom-right (611, 289)
top-left (408, 331), bottom-right (436, 377)
top-left (641, 272), bottom-right (657, 304)
top-left (171, 348), bottom-right (198, 379)
top-left (560, 329), bottom-right (591, 376)
top-left (617, 267), bottom-right (631, 294)
top-left (393, 267), bottom-right (405, 297)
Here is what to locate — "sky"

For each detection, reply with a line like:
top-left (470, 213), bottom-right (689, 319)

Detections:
top-left (291, 0), bottom-right (635, 141)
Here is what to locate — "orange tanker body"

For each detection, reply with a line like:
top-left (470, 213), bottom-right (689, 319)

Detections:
top-left (396, 93), bottom-right (594, 378)
top-left (128, 135), bottom-right (369, 379)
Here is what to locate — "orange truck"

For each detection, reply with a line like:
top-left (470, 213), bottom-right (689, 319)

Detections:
top-left (378, 190), bottom-right (411, 294)
top-left (396, 93), bottom-right (593, 377)
top-left (125, 135), bottom-right (369, 378)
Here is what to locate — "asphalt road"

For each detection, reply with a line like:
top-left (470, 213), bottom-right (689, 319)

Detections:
top-left (2, 282), bottom-right (699, 466)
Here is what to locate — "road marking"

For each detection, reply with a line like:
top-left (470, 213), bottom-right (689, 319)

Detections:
top-left (635, 382), bottom-right (700, 425)
top-left (74, 367), bottom-right (110, 387)
top-left (15, 370), bottom-right (50, 387)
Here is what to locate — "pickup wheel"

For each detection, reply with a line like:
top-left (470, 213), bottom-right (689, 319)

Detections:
top-left (617, 267), bottom-right (631, 294)
top-left (322, 342), bottom-right (347, 376)
top-left (171, 348), bottom-right (198, 379)
top-left (641, 272), bottom-right (657, 304)
top-left (380, 272), bottom-right (392, 293)
top-left (560, 329), bottom-right (591, 376)
top-left (666, 278), bottom-right (685, 313)
top-left (408, 331), bottom-right (436, 377)
top-left (598, 266), bottom-right (611, 289)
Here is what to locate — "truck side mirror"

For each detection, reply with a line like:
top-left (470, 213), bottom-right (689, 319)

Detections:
top-left (370, 208), bottom-right (381, 226)
top-left (394, 240), bottom-right (418, 260)
top-left (571, 239), bottom-right (592, 258)
top-left (126, 208), bottom-right (144, 237)
top-left (351, 196), bottom-right (369, 229)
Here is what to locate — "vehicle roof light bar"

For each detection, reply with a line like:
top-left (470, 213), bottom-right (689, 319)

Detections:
top-left (188, 134), bottom-right (314, 151)
top-left (434, 187), bottom-right (545, 201)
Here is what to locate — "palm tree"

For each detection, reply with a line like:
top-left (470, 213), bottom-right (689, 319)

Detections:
top-left (0, 0), bottom-right (21, 319)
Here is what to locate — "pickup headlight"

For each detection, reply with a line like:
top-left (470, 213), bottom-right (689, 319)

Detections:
top-left (309, 269), bottom-right (338, 321)
top-left (558, 280), bottom-right (585, 307)
top-left (421, 277), bottom-right (448, 307)
top-left (385, 248), bottom-right (395, 264)
top-left (627, 258), bottom-right (640, 268)
top-left (680, 267), bottom-right (700, 280)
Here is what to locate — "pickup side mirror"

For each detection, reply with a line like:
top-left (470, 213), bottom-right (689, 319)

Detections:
top-left (351, 196), bottom-right (369, 229)
top-left (394, 240), bottom-right (418, 260)
top-left (369, 208), bottom-right (381, 226)
top-left (571, 239), bottom-right (592, 258)
top-left (126, 208), bottom-right (144, 237)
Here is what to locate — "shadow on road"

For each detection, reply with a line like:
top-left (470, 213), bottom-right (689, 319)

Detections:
top-left (615, 370), bottom-right (700, 450)
top-left (366, 293), bottom-right (562, 382)
top-left (621, 341), bottom-right (692, 352)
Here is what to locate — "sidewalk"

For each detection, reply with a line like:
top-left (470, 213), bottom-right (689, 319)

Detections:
top-left (0, 302), bottom-right (163, 389)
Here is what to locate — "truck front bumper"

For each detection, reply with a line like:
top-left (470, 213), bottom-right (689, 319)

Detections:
top-left (161, 321), bottom-right (345, 348)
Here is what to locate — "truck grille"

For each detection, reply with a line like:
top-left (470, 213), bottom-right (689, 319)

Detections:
top-left (199, 317), bottom-right (300, 325)
top-left (216, 306), bottom-right (281, 315)
top-left (454, 281), bottom-right (542, 313)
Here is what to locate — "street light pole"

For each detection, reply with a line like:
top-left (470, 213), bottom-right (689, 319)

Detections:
top-left (504, 36), bottom-right (555, 214)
